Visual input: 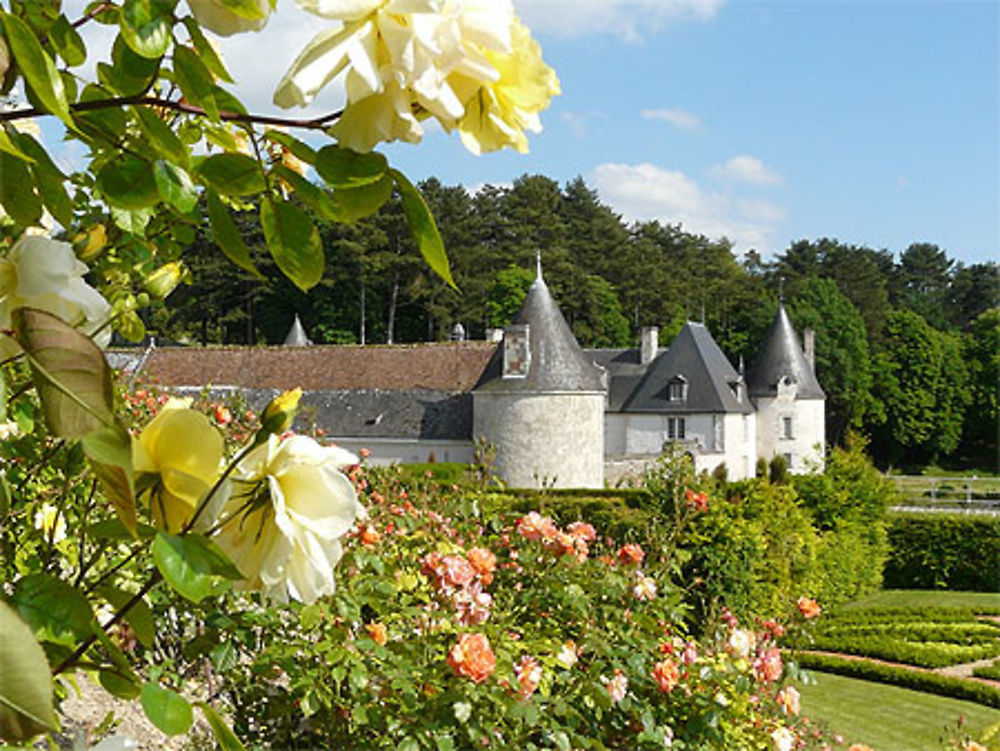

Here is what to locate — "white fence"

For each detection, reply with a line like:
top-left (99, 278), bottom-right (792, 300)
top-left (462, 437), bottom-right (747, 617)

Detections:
top-left (889, 476), bottom-right (1000, 516)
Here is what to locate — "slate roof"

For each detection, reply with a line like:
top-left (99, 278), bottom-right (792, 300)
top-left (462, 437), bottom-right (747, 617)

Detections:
top-left (586, 348), bottom-right (651, 411)
top-left (171, 386), bottom-right (472, 440)
top-left (746, 304), bottom-right (825, 400)
top-left (617, 322), bottom-right (753, 414)
top-left (282, 315), bottom-right (312, 346)
top-left (474, 272), bottom-right (606, 394)
top-left (121, 341), bottom-right (496, 392)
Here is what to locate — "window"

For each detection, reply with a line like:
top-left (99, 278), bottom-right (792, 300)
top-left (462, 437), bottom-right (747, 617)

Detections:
top-left (783, 453), bottom-right (793, 469)
top-left (667, 376), bottom-right (688, 402)
top-left (667, 417), bottom-right (686, 440)
top-left (782, 416), bottom-right (794, 439)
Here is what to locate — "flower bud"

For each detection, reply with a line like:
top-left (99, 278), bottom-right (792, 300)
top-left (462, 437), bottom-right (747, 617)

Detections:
top-left (73, 224), bottom-right (108, 261)
top-left (144, 262), bottom-right (188, 300)
top-left (260, 388), bottom-right (302, 437)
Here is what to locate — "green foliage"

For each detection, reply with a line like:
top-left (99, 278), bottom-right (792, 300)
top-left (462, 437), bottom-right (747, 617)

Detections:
top-left (973, 660), bottom-right (1000, 681)
top-left (0, 601), bottom-right (59, 741)
top-left (883, 512), bottom-right (1000, 591)
top-left (794, 653), bottom-right (1000, 709)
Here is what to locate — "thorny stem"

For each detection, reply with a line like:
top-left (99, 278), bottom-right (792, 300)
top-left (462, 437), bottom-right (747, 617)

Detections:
top-left (0, 96), bottom-right (344, 132)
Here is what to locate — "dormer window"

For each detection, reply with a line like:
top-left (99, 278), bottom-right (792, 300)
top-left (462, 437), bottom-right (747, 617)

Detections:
top-left (667, 375), bottom-right (688, 403)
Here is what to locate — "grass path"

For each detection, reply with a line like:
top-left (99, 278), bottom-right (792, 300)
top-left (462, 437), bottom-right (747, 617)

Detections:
top-left (796, 671), bottom-right (1000, 751)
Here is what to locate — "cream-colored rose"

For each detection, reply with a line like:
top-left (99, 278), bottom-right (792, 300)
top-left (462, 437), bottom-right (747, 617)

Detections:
top-left (213, 434), bottom-right (364, 603)
top-left (0, 235), bottom-right (112, 360)
top-left (34, 503), bottom-right (67, 543)
top-left (726, 627), bottom-right (754, 659)
top-left (132, 398), bottom-right (225, 533)
top-left (186, 0), bottom-right (272, 37)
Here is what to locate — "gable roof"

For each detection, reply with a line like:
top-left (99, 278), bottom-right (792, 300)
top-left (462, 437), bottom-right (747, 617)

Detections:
top-left (119, 342), bottom-right (496, 392)
top-left (746, 304), bottom-right (825, 400)
top-left (619, 322), bottom-right (753, 414)
top-left (475, 272), bottom-right (606, 394)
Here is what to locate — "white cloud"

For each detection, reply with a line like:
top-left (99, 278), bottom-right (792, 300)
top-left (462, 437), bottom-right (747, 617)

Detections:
top-left (588, 162), bottom-right (785, 252)
top-left (559, 111), bottom-right (608, 139)
top-left (709, 155), bottom-right (783, 186)
top-left (641, 108), bottom-right (702, 130)
top-left (515, 0), bottom-right (725, 42)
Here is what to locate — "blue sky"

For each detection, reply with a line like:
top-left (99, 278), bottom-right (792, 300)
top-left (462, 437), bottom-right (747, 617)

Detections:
top-left (59, 0), bottom-right (998, 263)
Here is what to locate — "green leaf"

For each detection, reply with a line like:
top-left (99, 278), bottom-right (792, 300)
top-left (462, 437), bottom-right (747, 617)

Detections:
top-left (0, 124), bottom-right (35, 163)
top-left (315, 145), bottom-right (387, 189)
top-left (111, 206), bottom-right (155, 235)
top-left (133, 105), bottom-right (189, 167)
top-left (0, 13), bottom-right (73, 127)
top-left (99, 35), bottom-right (160, 97)
top-left (0, 601), bottom-right (59, 742)
top-left (12, 574), bottom-right (95, 646)
top-left (120, 0), bottom-right (174, 59)
top-left (195, 153), bottom-right (265, 196)
top-left (271, 164), bottom-right (341, 221)
top-left (97, 156), bottom-right (160, 210)
top-left (197, 703), bottom-right (246, 751)
top-left (100, 669), bottom-right (141, 700)
top-left (0, 151), bottom-right (43, 227)
top-left (181, 17), bottom-right (233, 83)
top-left (205, 190), bottom-right (264, 279)
top-left (392, 169), bottom-right (455, 288)
top-left (86, 519), bottom-right (157, 540)
top-left (154, 159), bottom-right (198, 213)
top-left (209, 642), bottom-right (238, 672)
top-left (331, 173), bottom-right (393, 222)
top-left (141, 683), bottom-right (193, 736)
top-left (49, 14), bottom-right (87, 67)
top-left (398, 739), bottom-right (419, 751)
top-left (173, 44), bottom-right (219, 121)
top-left (11, 130), bottom-right (73, 228)
top-left (152, 532), bottom-right (244, 603)
top-left (98, 586), bottom-right (155, 648)
top-left (12, 308), bottom-right (116, 440)
top-left (260, 199), bottom-right (324, 292)
top-left (82, 424), bottom-right (138, 536)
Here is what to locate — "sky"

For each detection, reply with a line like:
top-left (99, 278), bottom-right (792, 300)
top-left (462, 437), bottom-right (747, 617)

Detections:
top-left (59, 0), bottom-right (999, 263)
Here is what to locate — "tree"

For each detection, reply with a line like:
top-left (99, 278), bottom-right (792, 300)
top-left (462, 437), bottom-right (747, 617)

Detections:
top-left (786, 277), bottom-right (873, 445)
top-left (948, 262), bottom-right (1000, 330)
top-left (960, 307), bottom-right (1000, 468)
top-left (867, 308), bottom-right (971, 467)
top-left (894, 242), bottom-right (953, 329)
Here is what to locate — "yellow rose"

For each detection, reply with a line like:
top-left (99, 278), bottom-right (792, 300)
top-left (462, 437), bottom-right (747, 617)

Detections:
top-left (133, 398), bottom-right (225, 532)
top-left (213, 434), bottom-right (364, 603)
top-left (186, 0), bottom-right (272, 37)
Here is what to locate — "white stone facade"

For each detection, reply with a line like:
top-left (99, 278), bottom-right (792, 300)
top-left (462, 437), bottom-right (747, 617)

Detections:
top-left (473, 391), bottom-right (605, 489)
top-left (754, 390), bottom-right (825, 473)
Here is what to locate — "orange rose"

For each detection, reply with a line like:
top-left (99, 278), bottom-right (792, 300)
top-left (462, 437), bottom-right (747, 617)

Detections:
top-left (797, 596), bottom-right (822, 619)
top-left (618, 543), bottom-right (645, 566)
top-left (651, 658), bottom-right (679, 693)
top-left (366, 622), bottom-right (388, 646)
top-left (467, 547), bottom-right (497, 584)
top-left (448, 633), bottom-right (496, 684)
top-left (360, 525), bottom-right (381, 547)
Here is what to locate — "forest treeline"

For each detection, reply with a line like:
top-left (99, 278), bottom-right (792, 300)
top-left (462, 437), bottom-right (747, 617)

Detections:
top-left (151, 174), bottom-right (999, 471)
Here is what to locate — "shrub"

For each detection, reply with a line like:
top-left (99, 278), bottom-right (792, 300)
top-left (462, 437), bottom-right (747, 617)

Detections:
top-left (883, 512), bottom-right (1000, 591)
top-left (973, 660), bottom-right (1000, 680)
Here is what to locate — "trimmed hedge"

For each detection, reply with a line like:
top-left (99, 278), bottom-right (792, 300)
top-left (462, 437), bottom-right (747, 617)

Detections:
top-left (793, 652), bottom-right (1000, 708)
top-left (800, 635), bottom-right (1000, 668)
top-left (973, 660), bottom-right (1000, 681)
top-left (884, 512), bottom-right (1000, 591)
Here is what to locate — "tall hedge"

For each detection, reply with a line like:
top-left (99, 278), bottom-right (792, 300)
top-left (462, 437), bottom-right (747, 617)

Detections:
top-left (883, 512), bottom-right (1000, 591)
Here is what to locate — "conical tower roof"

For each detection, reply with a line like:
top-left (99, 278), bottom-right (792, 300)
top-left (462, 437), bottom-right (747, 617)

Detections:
top-left (746, 304), bottom-right (824, 399)
top-left (475, 262), bottom-right (605, 393)
top-left (282, 314), bottom-right (312, 347)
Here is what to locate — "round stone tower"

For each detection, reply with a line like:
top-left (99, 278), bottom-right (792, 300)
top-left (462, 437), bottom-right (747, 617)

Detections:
top-left (472, 259), bottom-right (607, 489)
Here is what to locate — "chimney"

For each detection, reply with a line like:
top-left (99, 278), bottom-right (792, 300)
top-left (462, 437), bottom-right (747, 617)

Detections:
top-left (640, 326), bottom-right (659, 365)
top-left (804, 328), bottom-right (816, 372)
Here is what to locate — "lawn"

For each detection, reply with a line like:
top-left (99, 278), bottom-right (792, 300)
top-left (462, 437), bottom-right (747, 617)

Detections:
top-left (842, 590), bottom-right (1000, 612)
top-left (796, 672), bottom-right (1000, 751)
